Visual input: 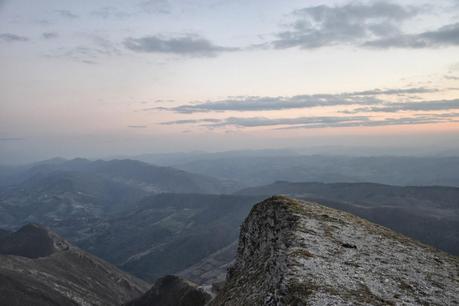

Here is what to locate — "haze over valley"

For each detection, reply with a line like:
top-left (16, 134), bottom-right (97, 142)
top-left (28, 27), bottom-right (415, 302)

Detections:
top-left (1, 0), bottom-right (458, 305)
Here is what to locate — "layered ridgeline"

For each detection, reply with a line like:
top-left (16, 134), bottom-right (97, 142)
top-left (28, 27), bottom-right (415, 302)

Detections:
top-left (0, 158), bottom-right (239, 230)
top-left (40, 183), bottom-right (459, 285)
top-left (1, 171), bottom-right (458, 289)
top-left (0, 224), bottom-right (149, 306)
top-left (238, 182), bottom-right (459, 255)
top-left (0, 158), bottom-right (239, 194)
top-left (0, 197), bottom-right (458, 305)
top-left (172, 154), bottom-right (459, 187)
top-left (212, 197), bottom-right (459, 305)
top-left (75, 194), bottom-right (264, 282)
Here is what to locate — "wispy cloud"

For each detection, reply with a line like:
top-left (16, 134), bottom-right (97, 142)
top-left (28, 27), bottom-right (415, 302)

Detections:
top-left (345, 99), bottom-right (459, 113)
top-left (42, 32), bottom-right (58, 39)
top-left (277, 116), bottom-right (457, 130)
top-left (205, 116), bottom-right (369, 128)
top-left (153, 95), bottom-right (379, 113)
top-left (0, 33), bottom-right (29, 42)
top-left (128, 125), bottom-right (147, 128)
top-left (160, 119), bottom-right (220, 125)
top-left (139, 0), bottom-right (171, 14)
top-left (151, 87), bottom-right (436, 113)
top-left (91, 6), bottom-right (130, 19)
top-left (161, 113), bottom-right (459, 129)
top-left (89, 1), bottom-right (170, 20)
top-left (55, 9), bottom-right (79, 19)
top-left (348, 87), bottom-right (438, 96)
top-left (46, 35), bottom-right (121, 64)
top-left (124, 34), bottom-right (238, 57)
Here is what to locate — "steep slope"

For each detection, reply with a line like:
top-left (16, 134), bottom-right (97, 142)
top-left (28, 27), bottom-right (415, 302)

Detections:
top-left (76, 193), bottom-right (264, 282)
top-left (0, 224), bottom-right (149, 306)
top-left (212, 196), bottom-right (458, 305)
top-left (125, 275), bottom-right (211, 306)
top-left (238, 181), bottom-right (459, 255)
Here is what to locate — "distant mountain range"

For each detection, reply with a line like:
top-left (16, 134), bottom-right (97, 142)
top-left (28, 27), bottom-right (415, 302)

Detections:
top-left (1, 158), bottom-right (240, 192)
top-left (0, 156), bottom-right (458, 290)
top-left (0, 158), bottom-right (241, 230)
top-left (75, 193), bottom-right (264, 282)
top-left (35, 185), bottom-right (459, 284)
top-left (169, 155), bottom-right (459, 187)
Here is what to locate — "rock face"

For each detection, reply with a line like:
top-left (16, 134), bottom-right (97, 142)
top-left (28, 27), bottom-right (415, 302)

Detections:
top-left (125, 275), bottom-right (211, 306)
top-left (0, 224), bottom-right (149, 306)
top-left (211, 196), bottom-right (459, 305)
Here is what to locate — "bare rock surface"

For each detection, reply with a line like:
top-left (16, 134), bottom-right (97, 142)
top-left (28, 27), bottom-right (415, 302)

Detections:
top-left (211, 196), bottom-right (459, 305)
top-left (0, 224), bottom-right (149, 306)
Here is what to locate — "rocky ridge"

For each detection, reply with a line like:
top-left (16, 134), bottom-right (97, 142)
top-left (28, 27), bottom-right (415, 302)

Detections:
top-left (0, 224), bottom-right (149, 306)
top-left (211, 196), bottom-right (459, 305)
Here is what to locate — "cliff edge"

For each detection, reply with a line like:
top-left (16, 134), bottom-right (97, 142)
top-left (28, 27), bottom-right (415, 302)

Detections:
top-left (211, 196), bottom-right (459, 305)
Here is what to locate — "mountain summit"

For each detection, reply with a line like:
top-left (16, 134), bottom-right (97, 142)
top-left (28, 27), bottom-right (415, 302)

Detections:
top-left (211, 196), bottom-right (459, 305)
top-left (0, 223), bottom-right (70, 258)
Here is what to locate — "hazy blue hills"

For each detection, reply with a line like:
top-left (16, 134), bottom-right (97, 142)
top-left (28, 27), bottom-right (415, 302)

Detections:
top-left (1, 156), bottom-right (459, 289)
top-left (52, 187), bottom-right (459, 284)
top-left (1, 158), bottom-right (240, 192)
top-left (74, 193), bottom-right (264, 281)
top-left (0, 170), bottom-right (148, 229)
top-left (238, 181), bottom-right (459, 255)
top-left (170, 155), bottom-right (459, 187)
top-left (0, 158), bottom-right (241, 230)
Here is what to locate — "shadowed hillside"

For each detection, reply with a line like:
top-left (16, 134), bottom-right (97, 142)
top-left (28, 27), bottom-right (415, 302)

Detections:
top-left (0, 224), bottom-right (149, 306)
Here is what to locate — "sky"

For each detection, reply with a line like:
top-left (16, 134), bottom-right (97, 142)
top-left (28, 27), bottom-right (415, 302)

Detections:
top-left (0, 0), bottom-right (459, 163)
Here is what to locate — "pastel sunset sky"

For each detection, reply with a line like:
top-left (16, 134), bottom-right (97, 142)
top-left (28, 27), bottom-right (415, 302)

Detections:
top-left (1, 0), bottom-right (458, 162)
